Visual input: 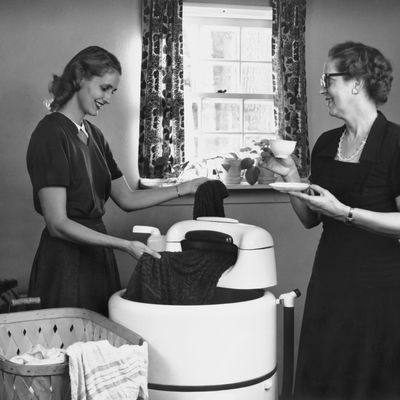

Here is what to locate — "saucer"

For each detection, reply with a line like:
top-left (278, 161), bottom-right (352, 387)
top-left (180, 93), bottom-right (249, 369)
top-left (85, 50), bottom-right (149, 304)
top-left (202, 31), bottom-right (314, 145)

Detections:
top-left (269, 182), bottom-right (310, 192)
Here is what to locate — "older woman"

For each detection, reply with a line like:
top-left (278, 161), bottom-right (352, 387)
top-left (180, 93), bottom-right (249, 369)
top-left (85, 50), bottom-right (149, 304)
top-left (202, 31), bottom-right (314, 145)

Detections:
top-left (260, 42), bottom-right (400, 399)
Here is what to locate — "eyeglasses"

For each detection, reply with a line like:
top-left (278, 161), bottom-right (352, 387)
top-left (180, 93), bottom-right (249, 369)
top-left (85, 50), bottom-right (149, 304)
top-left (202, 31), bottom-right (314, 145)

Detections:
top-left (320, 72), bottom-right (350, 89)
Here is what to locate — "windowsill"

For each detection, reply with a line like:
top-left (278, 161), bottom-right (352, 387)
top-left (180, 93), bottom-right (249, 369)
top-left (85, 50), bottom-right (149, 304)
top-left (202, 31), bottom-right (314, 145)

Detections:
top-left (138, 178), bottom-right (299, 205)
top-left (222, 182), bottom-right (275, 190)
top-left (153, 183), bottom-right (290, 206)
top-left (139, 179), bottom-right (277, 191)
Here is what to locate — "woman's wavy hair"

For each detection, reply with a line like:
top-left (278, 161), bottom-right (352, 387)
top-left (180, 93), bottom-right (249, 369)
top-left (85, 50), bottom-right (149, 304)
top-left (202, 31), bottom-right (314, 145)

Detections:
top-left (328, 41), bottom-right (393, 105)
top-left (47, 46), bottom-right (122, 112)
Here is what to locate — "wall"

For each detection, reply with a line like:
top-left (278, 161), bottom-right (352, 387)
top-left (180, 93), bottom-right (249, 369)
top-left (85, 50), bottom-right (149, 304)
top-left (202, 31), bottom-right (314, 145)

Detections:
top-left (306, 0), bottom-right (400, 146)
top-left (0, 0), bottom-right (142, 288)
top-left (0, 0), bottom-right (399, 389)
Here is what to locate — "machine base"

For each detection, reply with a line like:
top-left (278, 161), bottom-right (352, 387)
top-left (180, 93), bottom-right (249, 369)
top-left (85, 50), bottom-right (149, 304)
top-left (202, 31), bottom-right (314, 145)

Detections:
top-left (149, 374), bottom-right (277, 400)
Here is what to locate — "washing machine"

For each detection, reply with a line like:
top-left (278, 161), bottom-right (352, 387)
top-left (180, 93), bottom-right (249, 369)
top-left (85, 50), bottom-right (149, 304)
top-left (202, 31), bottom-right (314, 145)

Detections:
top-left (109, 216), bottom-right (297, 400)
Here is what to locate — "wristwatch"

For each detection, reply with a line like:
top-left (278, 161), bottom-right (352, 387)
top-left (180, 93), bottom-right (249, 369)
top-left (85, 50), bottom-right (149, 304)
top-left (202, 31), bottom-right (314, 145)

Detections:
top-left (345, 207), bottom-right (354, 224)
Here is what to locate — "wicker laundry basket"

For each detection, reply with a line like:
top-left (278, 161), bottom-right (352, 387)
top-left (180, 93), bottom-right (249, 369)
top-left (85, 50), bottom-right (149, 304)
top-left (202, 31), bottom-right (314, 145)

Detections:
top-left (0, 307), bottom-right (144, 400)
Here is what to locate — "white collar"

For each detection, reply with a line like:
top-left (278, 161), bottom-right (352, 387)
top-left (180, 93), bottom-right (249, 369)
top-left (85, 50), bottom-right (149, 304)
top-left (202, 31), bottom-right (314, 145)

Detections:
top-left (71, 119), bottom-right (89, 139)
top-left (57, 112), bottom-right (89, 139)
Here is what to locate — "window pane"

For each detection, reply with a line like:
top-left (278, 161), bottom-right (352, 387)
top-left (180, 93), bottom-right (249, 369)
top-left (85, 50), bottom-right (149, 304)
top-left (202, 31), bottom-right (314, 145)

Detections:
top-left (184, 62), bottom-right (193, 90)
top-left (243, 133), bottom-right (277, 148)
top-left (200, 26), bottom-right (239, 60)
top-left (241, 62), bottom-right (272, 93)
top-left (184, 99), bottom-right (200, 132)
top-left (241, 28), bottom-right (271, 61)
top-left (198, 134), bottom-right (242, 159)
top-left (243, 134), bottom-right (264, 148)
top-left (183, 24), bottom-right (198, 65)
top-left (196, 61), bottom-right (239, 92)
top-left (202, 99), bottom-right (242, 132)
top-left (244, 100), bottom-right (275, 132)
top-left (183, 24), bottom-right (198, 90)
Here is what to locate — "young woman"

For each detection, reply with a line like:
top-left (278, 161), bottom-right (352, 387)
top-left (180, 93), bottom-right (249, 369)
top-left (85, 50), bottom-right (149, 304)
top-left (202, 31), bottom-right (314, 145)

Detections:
top-left (26, 46), bottom-right (206, 316)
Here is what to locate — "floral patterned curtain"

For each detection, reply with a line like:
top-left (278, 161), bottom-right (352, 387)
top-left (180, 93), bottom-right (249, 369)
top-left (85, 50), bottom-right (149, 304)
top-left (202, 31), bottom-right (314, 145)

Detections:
top-left (272, 0), bottom-right (310, 178)
top-left (138, 0), bottom-right (184, 178)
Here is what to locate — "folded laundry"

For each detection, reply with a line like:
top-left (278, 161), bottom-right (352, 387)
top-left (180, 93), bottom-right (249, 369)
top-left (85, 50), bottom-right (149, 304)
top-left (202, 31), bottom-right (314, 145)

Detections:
top-left (67, 340), bottom-right (148, 400)
top-left (9, 340), bottom-right (148, 400)
top-left (9, 343), bottom-right (66, 365)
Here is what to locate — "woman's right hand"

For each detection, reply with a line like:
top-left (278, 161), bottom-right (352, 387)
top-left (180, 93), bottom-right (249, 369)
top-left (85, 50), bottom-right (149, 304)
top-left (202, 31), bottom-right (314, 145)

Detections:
top-left (177, 177), bottom-right (209, 196)
top-left (125, 240), bottom-right (161, 260)
top-left (258, 149), bottom-right (299, 181)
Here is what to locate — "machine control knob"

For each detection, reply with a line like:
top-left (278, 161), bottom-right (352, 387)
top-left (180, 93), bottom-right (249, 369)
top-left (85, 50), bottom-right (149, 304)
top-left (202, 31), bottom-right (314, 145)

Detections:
top-left (264, 378), bottom-right (273, 390)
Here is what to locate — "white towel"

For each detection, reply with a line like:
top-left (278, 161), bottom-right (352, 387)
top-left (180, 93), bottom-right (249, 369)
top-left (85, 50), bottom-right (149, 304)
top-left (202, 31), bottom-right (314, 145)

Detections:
top-left (66, 340), bottom-right (148, 400)
top-left (9, 344), bottom-right (66, 365)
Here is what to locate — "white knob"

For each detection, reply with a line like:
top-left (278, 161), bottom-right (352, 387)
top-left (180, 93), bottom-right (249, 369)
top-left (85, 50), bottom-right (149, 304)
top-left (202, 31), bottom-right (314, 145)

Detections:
top-left (264, 378), bottom-right (273, 390)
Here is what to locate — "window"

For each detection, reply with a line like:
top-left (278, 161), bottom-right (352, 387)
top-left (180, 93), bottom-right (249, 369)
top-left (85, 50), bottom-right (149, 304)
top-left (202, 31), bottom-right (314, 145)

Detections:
top-left (183, 4), bottom-right (274, 161)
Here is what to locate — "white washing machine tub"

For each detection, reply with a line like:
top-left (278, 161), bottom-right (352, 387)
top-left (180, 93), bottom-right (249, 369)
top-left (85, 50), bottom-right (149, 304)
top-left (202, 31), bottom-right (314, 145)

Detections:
top-left (109, 289), bottom-right (278, 400)
top-left (109, 217), bottom-right (299, 400)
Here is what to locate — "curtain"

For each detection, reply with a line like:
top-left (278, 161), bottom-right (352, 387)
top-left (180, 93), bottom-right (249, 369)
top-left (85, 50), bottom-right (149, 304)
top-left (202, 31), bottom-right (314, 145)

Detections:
top-left (138, 0), bottom-right (184, 179)
top-left (272, 0), bottom-right (310, 178)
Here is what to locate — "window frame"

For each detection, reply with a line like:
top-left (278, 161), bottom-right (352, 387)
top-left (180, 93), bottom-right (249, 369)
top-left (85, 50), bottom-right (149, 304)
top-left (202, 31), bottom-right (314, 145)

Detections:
top-left (183, 6), bottom-right (274, 161)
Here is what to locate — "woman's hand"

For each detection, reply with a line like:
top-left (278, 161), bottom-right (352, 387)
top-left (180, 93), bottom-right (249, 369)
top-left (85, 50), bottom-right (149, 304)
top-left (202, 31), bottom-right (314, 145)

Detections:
top-left (177, 177), bottom-right (209, 196)
top-left (288, 184), bottom-right (348, 221)
top-left (125, 240), bottom-right (161, 260)
top-left (258, 150), bottom-right (299, 181)
top-left (111, 176), bottom-right (209, 211)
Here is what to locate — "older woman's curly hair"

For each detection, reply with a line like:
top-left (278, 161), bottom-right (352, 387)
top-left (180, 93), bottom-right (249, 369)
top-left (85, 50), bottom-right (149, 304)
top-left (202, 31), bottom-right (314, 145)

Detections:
top-left (47, 46), bottom-right (121, 112)
top-left (328, 41), bottom-right (393, 105)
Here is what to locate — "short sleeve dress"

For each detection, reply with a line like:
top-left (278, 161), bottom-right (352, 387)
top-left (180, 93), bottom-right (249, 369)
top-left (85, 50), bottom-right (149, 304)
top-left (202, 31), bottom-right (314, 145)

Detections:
top-left (26, 112), bottom-right (123, 316)
top-left (294, 112), bottom-right (400, 400)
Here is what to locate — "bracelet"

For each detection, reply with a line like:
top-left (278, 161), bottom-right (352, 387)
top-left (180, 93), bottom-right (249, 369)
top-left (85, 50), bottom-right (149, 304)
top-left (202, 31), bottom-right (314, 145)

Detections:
top-left (175, 185), bottom-right (182, 198)
top-left (345, 207), bottom-right (354, 224)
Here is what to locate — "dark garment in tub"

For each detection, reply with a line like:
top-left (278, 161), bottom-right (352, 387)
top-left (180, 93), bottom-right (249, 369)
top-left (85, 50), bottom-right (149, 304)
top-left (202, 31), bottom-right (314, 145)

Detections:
top-left (193, 180), bottom-right (229, 219)
top-left (123, 249), bottom-right (237, 305)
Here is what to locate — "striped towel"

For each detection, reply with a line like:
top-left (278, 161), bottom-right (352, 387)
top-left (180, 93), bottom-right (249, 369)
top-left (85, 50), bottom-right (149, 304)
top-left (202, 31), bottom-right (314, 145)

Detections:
top-left (66, 340), bottom-right (148, 400)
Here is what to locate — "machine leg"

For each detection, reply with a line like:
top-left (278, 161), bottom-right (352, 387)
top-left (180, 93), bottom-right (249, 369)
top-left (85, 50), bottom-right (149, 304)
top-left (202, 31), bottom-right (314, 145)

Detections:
top-left (278, 289), bottom-right (301, 400)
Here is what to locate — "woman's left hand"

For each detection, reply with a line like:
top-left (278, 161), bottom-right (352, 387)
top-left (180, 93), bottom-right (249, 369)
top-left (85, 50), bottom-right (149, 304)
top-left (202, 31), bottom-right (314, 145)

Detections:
top-left (288, 184), bottom-right (349, 221)
top-left (125, 240), bottom-right (161, 260)
top-left (177, 177), bottom-right (209, 196)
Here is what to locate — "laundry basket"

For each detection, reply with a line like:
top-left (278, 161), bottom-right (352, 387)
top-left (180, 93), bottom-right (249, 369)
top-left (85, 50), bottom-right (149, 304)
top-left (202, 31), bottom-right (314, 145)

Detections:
top-left (0, 307), bottom-right (144, 400)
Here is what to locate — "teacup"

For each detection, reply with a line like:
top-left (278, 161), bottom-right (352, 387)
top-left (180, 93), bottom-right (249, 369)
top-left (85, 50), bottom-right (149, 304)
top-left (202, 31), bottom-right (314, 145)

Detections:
top-left (269, 139), bottom-right (296, 158)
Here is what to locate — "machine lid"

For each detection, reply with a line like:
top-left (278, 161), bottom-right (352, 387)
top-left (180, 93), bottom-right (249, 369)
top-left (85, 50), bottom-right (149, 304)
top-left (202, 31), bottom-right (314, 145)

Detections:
top-left (165, 218), bottom-right (277, 289)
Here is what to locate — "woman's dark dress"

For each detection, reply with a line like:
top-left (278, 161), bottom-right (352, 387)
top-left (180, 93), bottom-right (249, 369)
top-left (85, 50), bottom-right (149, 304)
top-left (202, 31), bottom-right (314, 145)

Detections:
top-left (26, 112), bottom-right (123, 316)
top-left (295, 112), bottom-right (400, 400)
